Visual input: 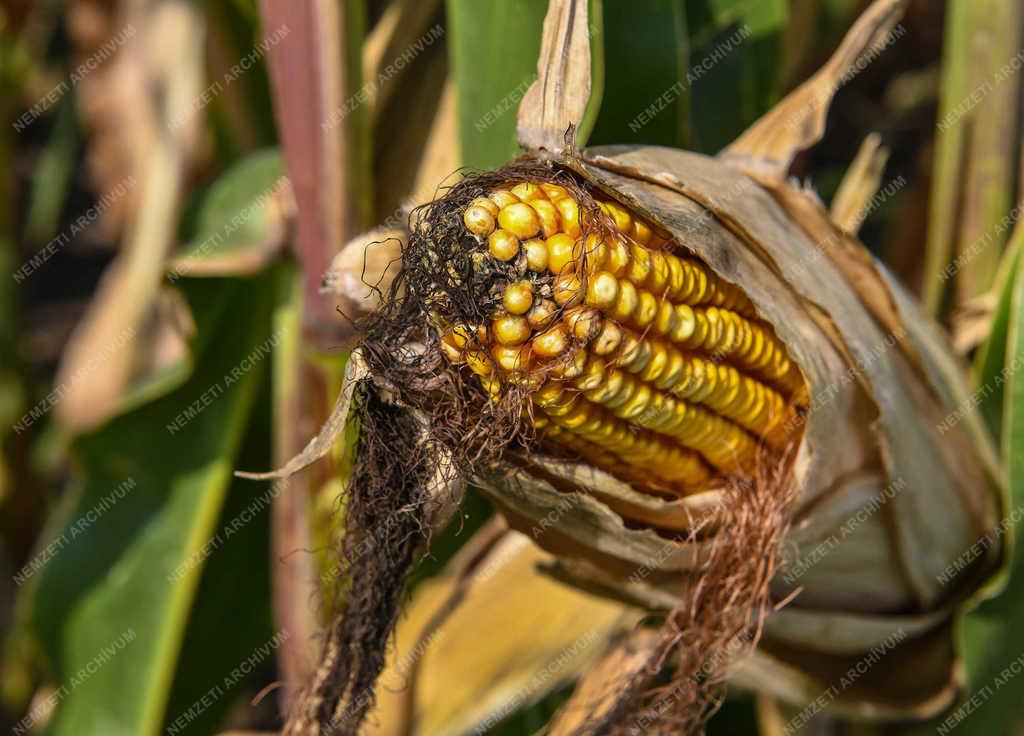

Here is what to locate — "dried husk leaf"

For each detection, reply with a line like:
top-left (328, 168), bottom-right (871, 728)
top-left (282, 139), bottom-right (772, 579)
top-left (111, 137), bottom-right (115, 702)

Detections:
top-left (364, 530), bottom-right (640, 736)
top-left (465, 144), bottom-right (1002, 720)
top-left (516, 0), bottom-right (600, 153)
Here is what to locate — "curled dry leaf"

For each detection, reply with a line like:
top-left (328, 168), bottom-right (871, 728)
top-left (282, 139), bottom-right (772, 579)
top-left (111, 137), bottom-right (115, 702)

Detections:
top-left (54, 0), bottom-right (206, 433)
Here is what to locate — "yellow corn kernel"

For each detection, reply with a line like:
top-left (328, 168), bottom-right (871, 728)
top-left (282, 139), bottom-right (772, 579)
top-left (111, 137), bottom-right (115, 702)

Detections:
top-left (546, 233), bottom-right (580, 275)
top-left (492, 344), bottom-right (533, 372)
top-left (523, 239), bottom-right (549, 272)
top-left (531, 199), bottom-right (561, 238)
top-left (489, 229), bottom-right (520, 261)
top-left (553, 272), bottom-right (584, 307)
top-left (498, 202), bottom-right (541, 239)
top-left (586, 271), bottom-right (620, 309)
top-left (503, 281), bottom-right (534, 315)
top-left (532, 323), bottom-right (570, 359)
top-left (493, 315), bottom-right (531, 345)
top-left (489, 190), bottom-right (519, 208)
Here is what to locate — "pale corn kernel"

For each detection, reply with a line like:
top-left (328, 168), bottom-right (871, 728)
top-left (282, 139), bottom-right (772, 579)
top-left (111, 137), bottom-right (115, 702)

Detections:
top-left (471, 197), bottom-right (500, 217)
top-left (489, 190), bottom-right (519, 208)
top-left (527, 299), bottom-right (558, 329)
top-left (565, 306), bottom-right (602, 341)
top-left (463, 205), bottom-right (496, 236)
top-left (441, 341), bottom-right (464, 364)
top-left (553, 348), bottom-right (588, 379)
top-left (586, 271), bottom-right (620, 309)
top-left (553, 272), bottom-right (584, 306)
top-left (524, 239), bottom-right (549, 272)
top-left (592, 321), bottom-right (623, 355)
top-left (488, 229), bottom-right (520, 261)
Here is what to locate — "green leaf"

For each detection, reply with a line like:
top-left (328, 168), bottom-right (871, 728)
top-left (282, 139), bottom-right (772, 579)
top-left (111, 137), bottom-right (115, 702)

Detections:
top-left (30, 271), bottom-right (277, 736)
top-left (24, 95), bottom-right (78, 247)
top-left (446, 0), bottom-right (549, 170)
top-left (952, 237), bottom-right (1024, 733)
top-left (920, 0), bottom-right (1022, 314)
top-left (685, 0), bottom-right (787, 154)
top-left (171, 150), bottom-right (288, 278)
top-left (588, 0), bottom-right (690, 148)
top-left (160, 386), bottom-right (275, 736)
top-left (974, 235), bottom-right (1023, 438)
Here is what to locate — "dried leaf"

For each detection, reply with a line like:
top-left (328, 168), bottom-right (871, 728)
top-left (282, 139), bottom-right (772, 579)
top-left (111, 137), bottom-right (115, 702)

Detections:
top-left (516, 0), bottom-right (602, 153)
top-left (721, 0), bottom-right (908, 180)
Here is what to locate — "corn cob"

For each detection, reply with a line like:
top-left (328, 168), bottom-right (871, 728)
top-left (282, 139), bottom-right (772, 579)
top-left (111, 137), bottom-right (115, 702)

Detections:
top-left (445, 179), bottom-right (805, 495)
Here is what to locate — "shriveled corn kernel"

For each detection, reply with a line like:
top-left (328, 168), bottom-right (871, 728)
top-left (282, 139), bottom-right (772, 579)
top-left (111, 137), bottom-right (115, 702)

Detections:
top-left (565, 306), bottom-right (602, 341)
top-left (464, 349), bottom-right (493, 377)
top-left (441, 341), bottom-right (463, 364)
top-left (498, 202), bottom-right (541, 239)
top-left (503, 281), bottom-right (534, 315)
top-left (527, 299), bottom-right (558, 329)
top-left (446, 323), bottom-right (473, 348)
top-left (553, 272), bottom-right (584, 306)
top-left (553, 348), bottom-right (588, 379)
top-left (463, 205), bottom-right (496, 236)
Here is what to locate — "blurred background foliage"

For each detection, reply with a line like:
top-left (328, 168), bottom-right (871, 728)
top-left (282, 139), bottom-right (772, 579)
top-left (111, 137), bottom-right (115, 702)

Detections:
top-left (0, 0), bottom-right (1021, 734)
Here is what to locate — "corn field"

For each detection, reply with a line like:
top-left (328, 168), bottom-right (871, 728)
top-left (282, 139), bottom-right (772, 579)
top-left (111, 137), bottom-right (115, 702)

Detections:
top-left (2, 0), bottom-right (1024, 734)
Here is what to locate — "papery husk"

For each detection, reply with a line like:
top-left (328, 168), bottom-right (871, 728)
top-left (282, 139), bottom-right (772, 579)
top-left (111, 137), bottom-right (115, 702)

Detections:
top-left (461, 143), bottom-right (1002, 720)
top-left (363, 524), bottom-right (641, 736)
